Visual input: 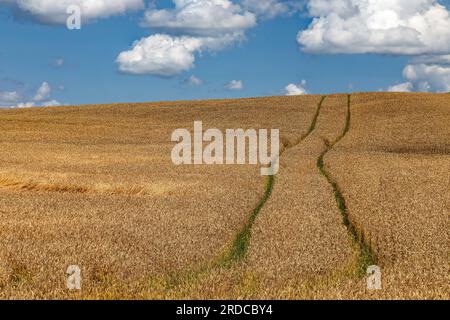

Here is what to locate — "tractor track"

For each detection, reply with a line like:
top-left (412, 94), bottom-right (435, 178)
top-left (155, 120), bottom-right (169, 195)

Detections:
top-left (160, 96), bottom-right (328, 291)
top-left (217, 96), bottom-right (327, 267)
top-left (316, 94), bottom-right (376, 276)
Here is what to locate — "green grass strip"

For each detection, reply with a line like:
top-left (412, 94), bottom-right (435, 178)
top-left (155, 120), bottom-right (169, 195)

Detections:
top-left (159, 96), bottom-right (329, 291)
top-left (316, 94), bottom-right (375, 277)
top-left (217, 174), bottom-right (275, 267)
top-left (218, 96), bottom-right (327, 267)
top-left (307, 96), bottom-right (326, 136)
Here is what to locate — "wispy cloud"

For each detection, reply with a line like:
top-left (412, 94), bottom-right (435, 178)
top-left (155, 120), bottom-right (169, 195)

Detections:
top-left (225, 80), bottom-right (244, 90)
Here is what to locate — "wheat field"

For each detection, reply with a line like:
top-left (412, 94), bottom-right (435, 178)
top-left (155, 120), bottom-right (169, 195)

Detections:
top-left (0, 93), bottom-right (448, 299)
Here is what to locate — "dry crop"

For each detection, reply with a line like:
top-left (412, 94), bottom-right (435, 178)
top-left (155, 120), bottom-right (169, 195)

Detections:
top-left (0, 93), bottom-right (447, 299)
top-left (324, 92), bottom-right (450, 299)
top-left (0, 95), bottom-right (320, 299)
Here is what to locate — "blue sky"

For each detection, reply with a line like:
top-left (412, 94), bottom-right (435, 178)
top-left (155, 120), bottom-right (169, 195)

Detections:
top-left (0, 0), bottom-right (449, 107)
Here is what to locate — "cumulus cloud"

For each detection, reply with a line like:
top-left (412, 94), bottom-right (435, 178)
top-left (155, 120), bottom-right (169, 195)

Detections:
top-left (410, 54), bottom-right (450, 65)
top-left (241, 0), bottom-right (299, 19)
top-left (387, 54), bottom-right (450, 92)
top-left (41, 99), bottom-right (61, 107)
top-left (118, 0), bottom-right (257, 77)
top-left (2, 0), bottom-right (290, 79)
top-left (117, 34), bottom-right (203, 77)
top-left (298, 0), bottom-right (450, 55)
top-left (33, 81), bottom-right (51, 101)
top-left (2, 81), bottom-right (61, 108)
top-left (403, 62), bottom-right (450, 92)
top-left (0, 0), bottom-right (144, 24)
top-left (298, 1), bottom-right (450, 92)
top-left (142, 0), bottom-right (256, 36)
top-left (387, 82), bottom-right (413, 92)
top-left (10, 100), bottom-right (61, 109)
top-left (186, 75), bottom-right (203, 85)
top-left (13, 102), bottom-right (36, 108)
top-left (225, 80), bottom-right (244, 90)
top-left (11, 100), bottom-right (61, 108)
top-left (0, 90), bottom-right (21, 103)
top-left (116, 33), bottom-right (242, 77)
top-left (284, 80), bottom-right (307, 95)
top-left (54, 58), bottom-right (64, 67)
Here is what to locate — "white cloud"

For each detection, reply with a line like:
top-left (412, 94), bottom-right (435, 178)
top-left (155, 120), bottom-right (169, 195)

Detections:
top-left (284, 80), bottom-right (307, 95)
top-left (403, 62), bottom-right (450, 92)
top-left (0, 90), bottom-right (21, 103)
top-left (2, 0), bottom-right (264, 78)
top-left (54, 58), bottom-right (64, 67)
top-left (33, 81), bottom-right (51, 101)
top-left (298, 0), bottom-right (450, 55)
top-left (387, 55), bottom-right (450, 92)
top-left (10, 99), bottom-right (61, 109)
top-left (2, 81), bottom-right (62, 108)
top-left (186, 75), bottom-right (203, 85)
top-left (13, 102), bottom-right (35, 109)
top-left (241, 0), bottom-right (293, 19)
top-left (142, 0), bottom-right (256, 36)
top-left (116, 34), bottom-right (239, 77)
top-left (298, 1), bottom-right (450, 92)
top-left (387, 82), bottom-right (413, 92)
top-left (118, 0), bottom-right (256, 77)
top-left (0, 0), bottom-right (144, 24)
top-left (117, 34), bottom-right (202, 76)
top-left (225, 79), bottom-right (244, 90)
top-left (410, 54), bottom-right (450, 65)
top-left (41, 99), bottom-right (61, 107)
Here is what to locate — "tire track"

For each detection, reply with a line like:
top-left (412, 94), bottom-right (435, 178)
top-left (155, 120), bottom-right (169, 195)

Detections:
top-left (316, 94), bottom-right (375, 276)
top-left (159, 96), bottom-right (327, 291)
top-left (217, 96), bottom-right (327, 267)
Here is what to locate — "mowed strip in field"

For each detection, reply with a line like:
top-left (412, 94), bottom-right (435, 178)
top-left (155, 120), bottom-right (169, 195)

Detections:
top-left (325, 93), bottom-right (449, 299)
top-left (0, 96), bottom-right (321, 298)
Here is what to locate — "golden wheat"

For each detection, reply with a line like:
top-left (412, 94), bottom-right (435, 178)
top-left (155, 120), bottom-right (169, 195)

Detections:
top-left (0, 95), bottom-right (321, 299)
top-left (325, 92), bottom-right (450, 299)
top-left (0, 93), bottom-right (447, 299)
